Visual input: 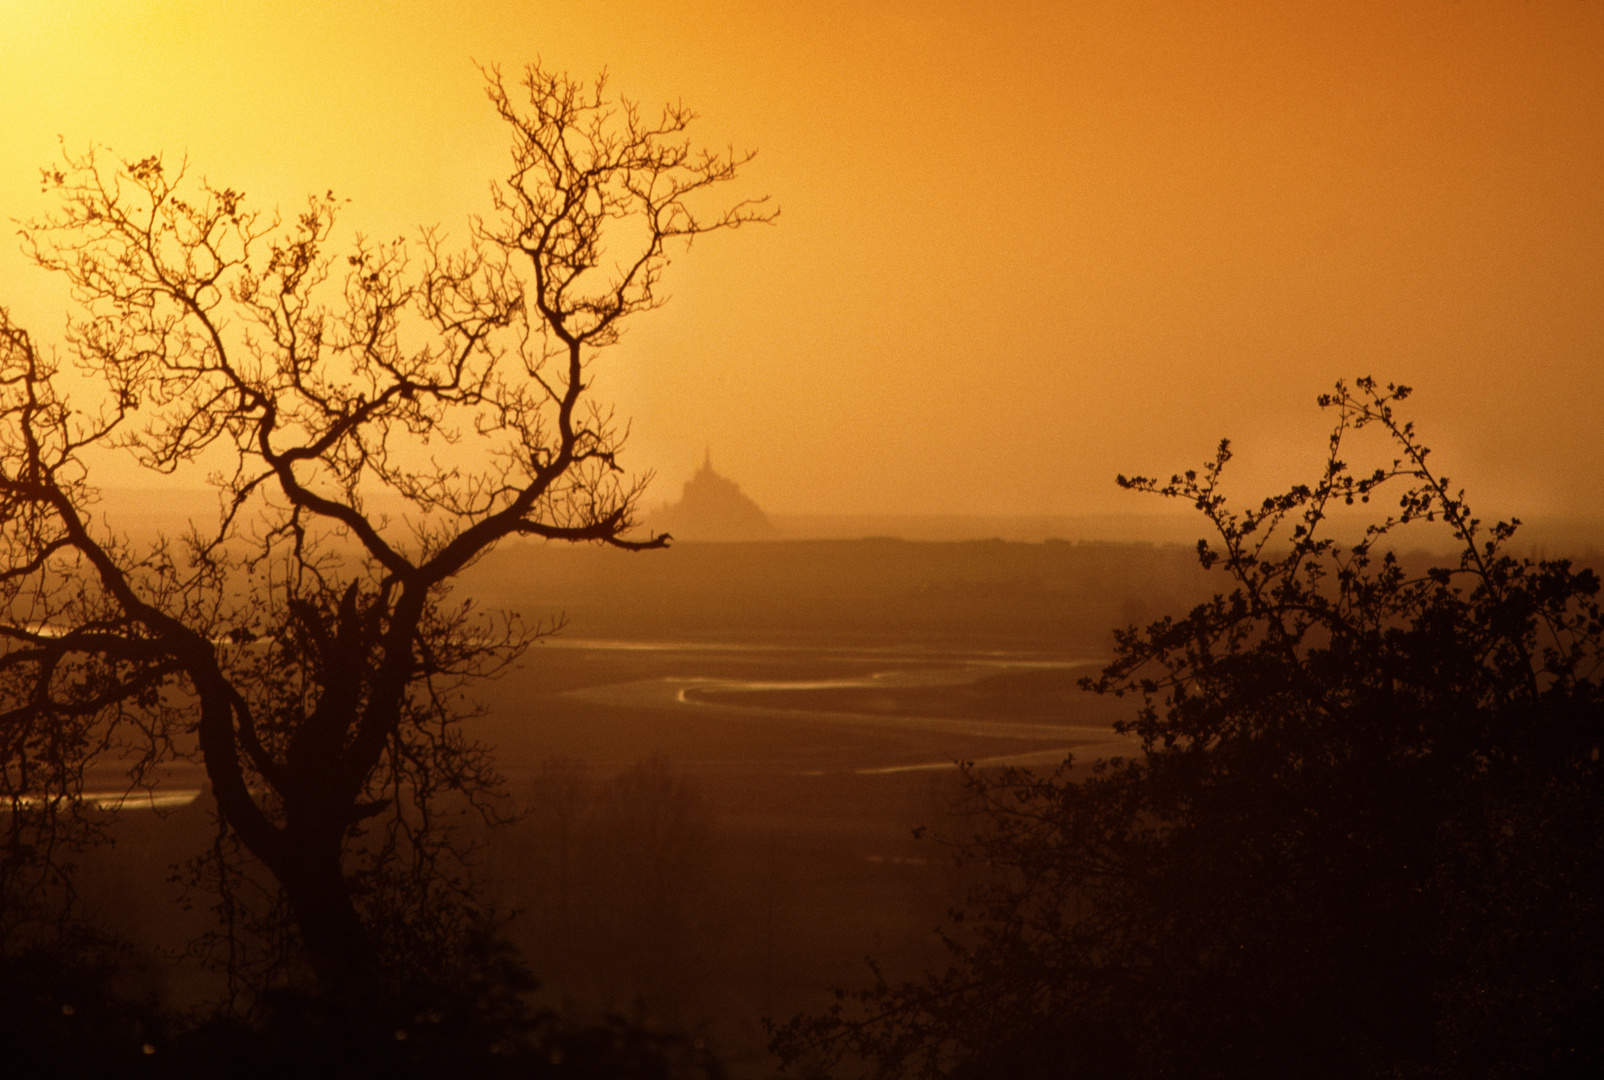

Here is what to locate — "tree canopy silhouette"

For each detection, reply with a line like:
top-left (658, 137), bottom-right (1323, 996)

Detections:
top-left (773, 378), bottom-right (1603, 1080)
top-left (0, 61), bottom-right (771, 1005)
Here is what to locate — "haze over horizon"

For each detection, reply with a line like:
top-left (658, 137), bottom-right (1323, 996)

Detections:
top-left (2, 1), bottom-right (1600, 523)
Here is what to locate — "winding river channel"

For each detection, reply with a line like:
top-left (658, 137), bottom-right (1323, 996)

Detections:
top-left (552, 640), bottom-right (1141, 774)
top-left (41, 641), bottom-right (1144, 809)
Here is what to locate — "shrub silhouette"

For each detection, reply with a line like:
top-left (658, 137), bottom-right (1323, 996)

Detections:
top-left (773, 379), bottom-right (1604, 1079)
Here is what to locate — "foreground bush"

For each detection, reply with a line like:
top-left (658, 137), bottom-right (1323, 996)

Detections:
top-left (775, 380), bottom-right (1603, 1079)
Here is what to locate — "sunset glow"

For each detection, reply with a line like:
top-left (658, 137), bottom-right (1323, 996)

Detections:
top-left (3, 0), bottom-right (1600, 520)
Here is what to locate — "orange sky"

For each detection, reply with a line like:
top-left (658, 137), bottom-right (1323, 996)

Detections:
top-left (2, 1), bottom-right (1601, 520)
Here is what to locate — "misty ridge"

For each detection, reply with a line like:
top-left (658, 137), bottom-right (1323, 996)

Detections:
top-left (0, 43), bottom-right (1599, 1080)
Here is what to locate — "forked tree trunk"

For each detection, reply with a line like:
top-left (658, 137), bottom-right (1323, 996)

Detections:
top-left (197, 683), bottom-right (384, 1006)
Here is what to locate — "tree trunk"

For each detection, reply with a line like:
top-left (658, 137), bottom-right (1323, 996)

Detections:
top-left (274, 833), bottom-right (378, 1004)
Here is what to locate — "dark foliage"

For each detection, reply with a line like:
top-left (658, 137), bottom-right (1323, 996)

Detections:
top-left (772, 379), bottom-right (1604, 1079)
top-left (0, 930), bottom-right (165, 1080)
top-left (154, 935), bottom-right (725, 1080)
top-left (2, 926), bottom-right (724, 1079)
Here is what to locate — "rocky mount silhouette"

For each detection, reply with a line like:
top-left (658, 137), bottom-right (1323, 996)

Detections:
top-left (648, 452), bottom-right (777, 541)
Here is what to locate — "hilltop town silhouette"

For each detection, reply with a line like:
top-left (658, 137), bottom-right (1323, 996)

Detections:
top-left (647, 451), bottom-right (778, 541)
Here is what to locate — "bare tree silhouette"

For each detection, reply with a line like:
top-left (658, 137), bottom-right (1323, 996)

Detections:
top-left (0, 61), bottom-right (772, 1005)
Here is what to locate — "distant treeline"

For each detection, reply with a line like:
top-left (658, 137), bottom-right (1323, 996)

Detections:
top-left (461, 539), bottom-right (1221, 653)
top-left (461, 537), bottom-right (1604, 655)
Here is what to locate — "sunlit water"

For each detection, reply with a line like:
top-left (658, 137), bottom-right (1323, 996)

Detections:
top-left (559, 642), bottom-right (1139, 773)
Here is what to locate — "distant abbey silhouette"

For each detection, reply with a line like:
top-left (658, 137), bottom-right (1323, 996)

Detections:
top-left (649, 451), bottom-right (777, 540)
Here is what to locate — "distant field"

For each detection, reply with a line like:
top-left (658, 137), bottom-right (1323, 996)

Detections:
top-left (466, 635), bottom-right (1127, 1074)
top-left (449, 543), bottom-right (1191, 1071)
